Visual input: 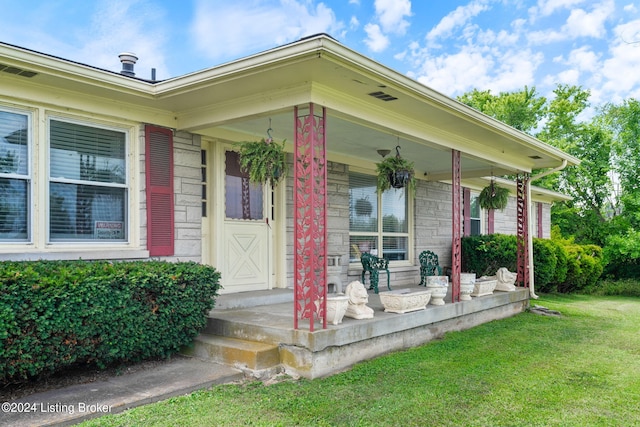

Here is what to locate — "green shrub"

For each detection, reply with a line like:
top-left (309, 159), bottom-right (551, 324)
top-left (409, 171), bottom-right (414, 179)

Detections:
top-left (461, 234), bottom-right (517, 276)
top-left (532, 238), bottom-right (557, 292)
top-left (0, 260), bottom-right (220, 382)
top-left (557, 244), bottom-right (603, 293)
top-left (461, 234), bottom-right (603, 294)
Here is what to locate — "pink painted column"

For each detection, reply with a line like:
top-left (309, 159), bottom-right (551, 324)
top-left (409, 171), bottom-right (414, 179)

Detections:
top-left (293, 104), bottom-right (328, 330)
top-left (516, 175), bottom-right (530, 288)
top-left (451, 150), bottom-right (461, 302)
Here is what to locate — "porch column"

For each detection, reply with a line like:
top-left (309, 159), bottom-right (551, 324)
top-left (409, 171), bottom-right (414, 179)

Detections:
top-left (516, 174), bottom-right (531, 288)
top-left (451, 149), bottom-right (461, 302)
top-left (293, 104), bottom-right (328, 331)
top-left (487, 209), bottom-right (495, 234)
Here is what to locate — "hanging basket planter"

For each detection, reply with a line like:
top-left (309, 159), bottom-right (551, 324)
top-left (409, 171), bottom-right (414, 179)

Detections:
top-left (237, 138), bottom-right (288, 188)
top-left (478, 180), bottom-right (510, 210)
top-left (376, 145), bottom-right (415, 194)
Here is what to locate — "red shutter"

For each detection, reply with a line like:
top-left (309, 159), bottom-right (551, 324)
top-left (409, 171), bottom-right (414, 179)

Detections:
top-left (145, 125), bottom-right (174, 256)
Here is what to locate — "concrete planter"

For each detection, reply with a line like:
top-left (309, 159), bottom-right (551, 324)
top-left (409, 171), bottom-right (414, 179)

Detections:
top-left (379, 289), bottom-right (431, 313)
top-left (460, 273), bottom-right (476, 301)
top-left (326, 294), bottom-right (349, 325)
top-left (426, 276), bottom-right (449, 305)
top-left (471, 278), bottom-right (497, 297)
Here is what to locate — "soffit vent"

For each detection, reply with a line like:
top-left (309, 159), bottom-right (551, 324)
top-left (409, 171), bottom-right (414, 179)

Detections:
top-left (0, 64), bottom-right (38, 78)
top-left (368, 91), bottom-right (398, 102)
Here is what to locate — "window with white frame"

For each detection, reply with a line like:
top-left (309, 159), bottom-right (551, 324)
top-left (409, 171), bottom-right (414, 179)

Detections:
top-left (49, 119), bottom-right (128, 242)
top-left (349, 171), bottom-right (409, 263)
top-left (470, 194), bottom-right (482, 235)
top-left (0, 108), bottom-right (30, 241)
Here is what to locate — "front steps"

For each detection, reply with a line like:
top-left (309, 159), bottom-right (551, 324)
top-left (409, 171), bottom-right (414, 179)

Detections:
top-left (183, 289), bottom-right (294, 377)
top-left (184, 334), bottom-right (281, 374)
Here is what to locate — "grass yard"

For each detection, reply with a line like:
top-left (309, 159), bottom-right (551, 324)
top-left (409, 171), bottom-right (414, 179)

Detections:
top-left (82, 294), bottom-right (640, 426)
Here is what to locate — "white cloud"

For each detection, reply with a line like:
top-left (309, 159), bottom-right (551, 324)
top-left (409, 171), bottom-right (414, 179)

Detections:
top-left (364, 23), bottom-right (389, 52)
top-left (190, 0), bottom-right (343, 62)
top-left (426, 0), bottom-right (490, 45)
top-left (410, 43), bottom-right (543, 96)
top-left (600, 19), bottom-right (640, 102)
top-left (564, 0), bottom-right (614, 39)
top-left (529, 0), bottom-right (585, 19)
top-left (374, 0), bottom-right (412, 35)
top-left (350, 16), bottom-right (360, 30)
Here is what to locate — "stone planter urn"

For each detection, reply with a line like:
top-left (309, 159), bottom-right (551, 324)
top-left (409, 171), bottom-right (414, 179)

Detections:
top-left (459, 273), bottom-right (476, 301)
top-left (426, 276), bottom-right (449, 306)
top-left (379, 289), bottom-right (431, 313)
top-left (326, 294), bottom-right (349, 325)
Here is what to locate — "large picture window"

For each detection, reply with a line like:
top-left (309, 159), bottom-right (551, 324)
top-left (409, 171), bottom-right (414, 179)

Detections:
top-left (49, 119), bottom-right (127, 242)
top-left (349, 171), bottom-right (409, 263)
top-left (0, 109), bottom-right (30, 241)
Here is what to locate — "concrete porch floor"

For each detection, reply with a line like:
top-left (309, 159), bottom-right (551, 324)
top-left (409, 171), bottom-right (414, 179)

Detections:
top-left (190, 285), bottom-right (530, 379)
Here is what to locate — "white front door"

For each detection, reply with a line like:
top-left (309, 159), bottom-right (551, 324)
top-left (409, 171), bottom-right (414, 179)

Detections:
top-left (220, 149), bottom-right (272, 293)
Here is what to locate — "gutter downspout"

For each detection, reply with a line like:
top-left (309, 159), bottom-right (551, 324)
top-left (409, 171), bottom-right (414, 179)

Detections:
top-left (527, 159), bottom-right (568, 299)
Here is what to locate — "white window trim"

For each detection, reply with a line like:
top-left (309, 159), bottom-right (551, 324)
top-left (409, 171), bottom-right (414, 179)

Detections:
top-left (46, 115), bottom-right (131, 245)
top-left (470, 192), bottom-right (484, 235)
top-left (349, 167), bottom-right (414, 268)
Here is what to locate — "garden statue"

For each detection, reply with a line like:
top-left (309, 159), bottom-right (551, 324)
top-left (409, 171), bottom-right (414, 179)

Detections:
top-left (344, 281), bottom-right (374, 319)
top-left (495, 267), bottom-right (517, 291)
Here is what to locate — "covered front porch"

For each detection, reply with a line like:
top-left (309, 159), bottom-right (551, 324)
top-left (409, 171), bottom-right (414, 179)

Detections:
top-left (185, 285), bottom-right (529, 379)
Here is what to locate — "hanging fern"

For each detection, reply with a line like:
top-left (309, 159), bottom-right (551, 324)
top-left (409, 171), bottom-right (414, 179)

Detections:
top-left (478, 181), bottom-right (510, 210)
top-left (237, 139), bottom-right (288, 188)
top-left (376, 155), bottom-right (415, 194)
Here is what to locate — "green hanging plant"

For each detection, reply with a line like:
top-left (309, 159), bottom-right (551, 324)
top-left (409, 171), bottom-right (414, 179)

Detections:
top-left (478, 180), bottom-right (510, 210)
top-left (237, 138), bottom-right (288, 188)
top-left (376, 145), bottom-right (416, 194)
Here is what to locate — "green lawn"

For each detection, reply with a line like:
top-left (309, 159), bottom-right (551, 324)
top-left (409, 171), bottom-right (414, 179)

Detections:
top-left (82, 294), bottom-right (640, 426)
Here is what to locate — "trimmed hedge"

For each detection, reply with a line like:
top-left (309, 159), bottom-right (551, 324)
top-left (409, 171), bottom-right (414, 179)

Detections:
top-left (0, 260), bottom-right (220, 382)
top-left (461, 234), bottom-right (603, 293)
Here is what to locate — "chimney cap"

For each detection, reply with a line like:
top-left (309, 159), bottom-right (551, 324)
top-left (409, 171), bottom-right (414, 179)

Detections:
top-left (118, 52), bottom-right (138, 63)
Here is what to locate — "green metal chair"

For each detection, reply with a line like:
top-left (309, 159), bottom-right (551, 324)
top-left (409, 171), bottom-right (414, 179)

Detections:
top-left (419, 250), bottom-right (443, 286)
top-left (360, 252), bottom-right (391, 294)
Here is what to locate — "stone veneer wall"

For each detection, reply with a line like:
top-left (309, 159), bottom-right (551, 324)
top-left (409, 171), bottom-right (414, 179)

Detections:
top-left (140, 128), bottom-right (203, 263)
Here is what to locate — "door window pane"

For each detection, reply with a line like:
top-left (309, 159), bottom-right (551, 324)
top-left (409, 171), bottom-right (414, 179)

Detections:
top-left (225, 150), bottom-right (263, 220)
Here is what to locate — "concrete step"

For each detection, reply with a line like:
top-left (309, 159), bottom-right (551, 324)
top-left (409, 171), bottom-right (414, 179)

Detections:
top-left (184, 334), bottom-right (281, 371)
top-left (213, 288), bottom-right (293, 310)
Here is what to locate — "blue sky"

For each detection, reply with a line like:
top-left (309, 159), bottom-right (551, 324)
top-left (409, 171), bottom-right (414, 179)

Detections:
top-left (1, 0), bottom-right (639, 106)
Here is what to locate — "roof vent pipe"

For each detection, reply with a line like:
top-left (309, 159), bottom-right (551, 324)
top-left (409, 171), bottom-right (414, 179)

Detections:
top-left (118, 52), bottom-right (138, 77)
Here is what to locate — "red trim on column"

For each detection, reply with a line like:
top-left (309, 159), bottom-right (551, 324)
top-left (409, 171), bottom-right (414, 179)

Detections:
top-left (537, 202), bottom-right (543, 238)
top-left (487, 209), bottom-right (495, 234)
top-left (516, 175), bottom-right (530, 288)
top-left (463, 187), bottom-right (471, 237)
top-left (293, 104), bottom-right (327, 330)
top-left (451, 150), bottom-right (461, 302)
top-left (145, 125), bottom-right (174, 257)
